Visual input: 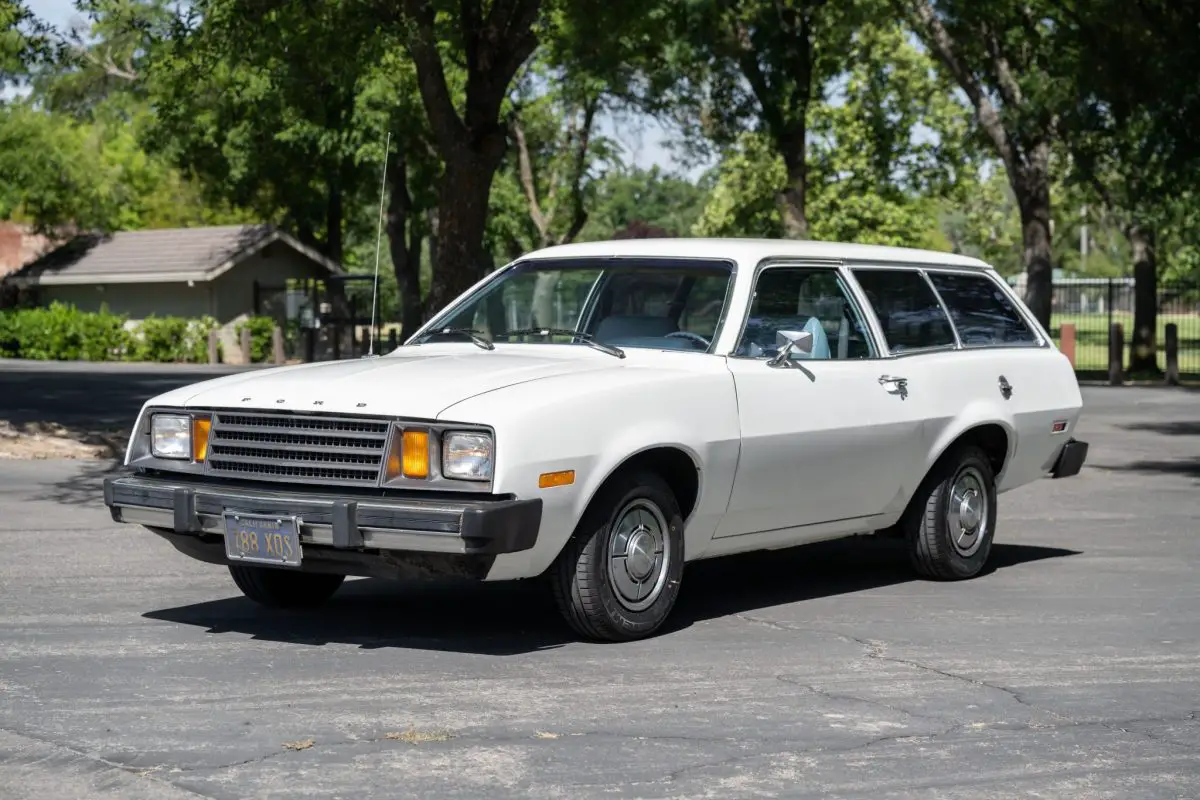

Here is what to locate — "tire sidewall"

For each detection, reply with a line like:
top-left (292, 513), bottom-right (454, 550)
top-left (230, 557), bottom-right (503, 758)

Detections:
top-left (932, 448), bottom-right (997, 577)
top-left (588, 474), bottom-right (686, 637)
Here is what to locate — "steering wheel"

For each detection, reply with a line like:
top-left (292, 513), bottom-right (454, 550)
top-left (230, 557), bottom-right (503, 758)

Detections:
top-left (665, 330), bottom-right (712, 349)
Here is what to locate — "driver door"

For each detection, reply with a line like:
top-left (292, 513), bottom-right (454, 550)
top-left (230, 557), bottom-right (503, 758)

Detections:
top-left (715, 264), bottom-right (924, 541)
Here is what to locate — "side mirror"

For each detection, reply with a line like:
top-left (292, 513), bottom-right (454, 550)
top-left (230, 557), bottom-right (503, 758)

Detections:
top-left (767, 329), bottom-right (813, 367)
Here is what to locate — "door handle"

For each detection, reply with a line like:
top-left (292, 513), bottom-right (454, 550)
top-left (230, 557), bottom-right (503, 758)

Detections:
top-left (878, 374), bottom-right (908, 399)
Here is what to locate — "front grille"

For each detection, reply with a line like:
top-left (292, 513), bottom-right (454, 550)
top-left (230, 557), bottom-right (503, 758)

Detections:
top-left (205, 411), bottom-right (391, 487)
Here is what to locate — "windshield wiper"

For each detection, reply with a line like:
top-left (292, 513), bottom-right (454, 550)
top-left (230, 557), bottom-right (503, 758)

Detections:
top-left (417, 327), bottom-right (495, 351)
top-left (501, 328), bottom-right (625, 359)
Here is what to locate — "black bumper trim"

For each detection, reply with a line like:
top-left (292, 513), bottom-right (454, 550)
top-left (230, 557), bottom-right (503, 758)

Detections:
top-left (1051, 437), bottom-right (1088, 479)
top-left (103, 473), bottom-right (541, 555)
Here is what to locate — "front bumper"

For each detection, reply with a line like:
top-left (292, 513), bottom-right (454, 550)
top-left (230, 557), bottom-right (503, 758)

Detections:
top-left (103, 472), bottom-right (542, 557)
top-left (1050, 437), bottom-right (1089, 479)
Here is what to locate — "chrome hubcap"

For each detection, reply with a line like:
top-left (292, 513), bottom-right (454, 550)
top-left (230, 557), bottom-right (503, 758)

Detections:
top-left (607, 499), bottom-right (670, 612)
top-left (947, 466), bottom-right (988, 557)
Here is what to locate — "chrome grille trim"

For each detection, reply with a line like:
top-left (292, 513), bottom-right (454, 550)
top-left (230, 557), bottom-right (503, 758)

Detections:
top-left (205, 411), bottom-right (390, 487)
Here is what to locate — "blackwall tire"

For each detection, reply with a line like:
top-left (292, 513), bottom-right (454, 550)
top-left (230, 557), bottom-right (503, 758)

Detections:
top-left (904, 445), bottom-right (997, 580)
top-left (228, 565), bottom-right (345, 608)
top-left (550, 470), bottom-right (686, 641)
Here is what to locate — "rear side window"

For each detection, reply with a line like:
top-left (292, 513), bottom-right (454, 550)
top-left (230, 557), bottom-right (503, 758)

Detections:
top-left (852, 269), bottom-right (956, 352)
top-left (927, 271), bottom-right (1039, 346)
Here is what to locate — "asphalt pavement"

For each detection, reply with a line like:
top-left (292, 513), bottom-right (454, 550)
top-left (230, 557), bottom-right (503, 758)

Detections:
top-left (1, 381), bottom-right (1198, 798)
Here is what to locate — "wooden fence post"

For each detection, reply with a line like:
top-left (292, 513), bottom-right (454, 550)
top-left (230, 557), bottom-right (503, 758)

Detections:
top-left (207, 329), bottom-right (219, 365)
top-left (1165, 323), bottom-right (1180, 386)
top-left (1108, 322), bottom-right (1124, 385)
top-left (272, 326), bottom-right (285, 365)
top-left (240, 326), bottom-right (252, 364)
top-left (1060, 323), bottom-right (1076, 368)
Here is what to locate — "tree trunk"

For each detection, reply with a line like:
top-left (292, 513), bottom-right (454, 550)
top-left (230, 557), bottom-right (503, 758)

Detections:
top-left (326, 174), bottom-right (344, 265)
top-left (1013, 147), bottom-right (1053, 330)
top-left (425, 144), bottom-right (505, 315)
top-left (1127, 223), bottom-right (1159, 374)
top-left (777, 129), bottom-right (809, 240)
top-left (386, 152), bottom-right (426, 340)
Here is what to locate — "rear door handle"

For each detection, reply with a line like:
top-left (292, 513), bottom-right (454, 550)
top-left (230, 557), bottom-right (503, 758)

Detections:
top-left (879, 374), bottom-right (908, 399)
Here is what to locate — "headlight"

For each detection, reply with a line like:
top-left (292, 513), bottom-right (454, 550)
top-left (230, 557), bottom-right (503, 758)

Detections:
top-left (151, 414), bottom-right (192, 460)
top-left (442, 432), bottom-right (493, 481)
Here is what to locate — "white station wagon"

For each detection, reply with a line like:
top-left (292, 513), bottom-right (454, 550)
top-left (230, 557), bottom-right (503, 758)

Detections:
top-left (104, 238), bottom-right (1088, 641)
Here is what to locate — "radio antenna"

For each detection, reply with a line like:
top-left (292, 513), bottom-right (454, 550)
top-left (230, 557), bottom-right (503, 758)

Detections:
top-left (367, 130), bottom-right (391, 357)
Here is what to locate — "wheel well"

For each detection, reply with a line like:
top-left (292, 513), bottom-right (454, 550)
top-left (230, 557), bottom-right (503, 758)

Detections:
top-left (950, 423), bottom-right (1009, 476)
top-left (606, 447), bottom-right (701, 519)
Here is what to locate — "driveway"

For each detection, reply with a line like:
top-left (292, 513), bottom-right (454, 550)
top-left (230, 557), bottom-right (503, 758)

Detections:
top-left (0, 385), bottom-right (1197, 798)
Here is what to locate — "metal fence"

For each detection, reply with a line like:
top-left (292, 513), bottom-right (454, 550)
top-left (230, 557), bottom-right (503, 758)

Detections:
top-left (1040, 277), bottom-right (1200, 376)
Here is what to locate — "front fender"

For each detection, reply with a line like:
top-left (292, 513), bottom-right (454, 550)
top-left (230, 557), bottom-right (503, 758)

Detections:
top-left (436, 361), bottom-right (741, 580)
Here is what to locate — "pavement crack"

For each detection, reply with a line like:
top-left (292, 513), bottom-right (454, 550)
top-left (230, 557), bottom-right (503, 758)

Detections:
top-left (0, 723), bottom-right (217, 799)
top-left (775, 675), bottom-right (952, 725)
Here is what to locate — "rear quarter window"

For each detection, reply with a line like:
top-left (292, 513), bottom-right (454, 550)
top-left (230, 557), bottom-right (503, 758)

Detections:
top-left (927, 271), bottom-right (1039, 346)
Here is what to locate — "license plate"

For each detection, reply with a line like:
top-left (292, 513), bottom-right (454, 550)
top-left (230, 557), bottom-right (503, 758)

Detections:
top-left (223, 513), bottom-right (302, 567)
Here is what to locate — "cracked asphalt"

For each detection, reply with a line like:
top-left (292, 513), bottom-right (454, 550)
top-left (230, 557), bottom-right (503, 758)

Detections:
top-left (1, 383), bottom-right (1199, 798)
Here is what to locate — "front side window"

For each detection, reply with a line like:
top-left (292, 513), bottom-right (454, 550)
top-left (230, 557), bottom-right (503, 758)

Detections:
top-left (734, 266), bottom-right (876, 360)
top-left (926, 271), bottom-right (1039, 347)
top-left (852, 268), bottom-right (956, 353)
top-left (420, 257), bottom-right (734, 353)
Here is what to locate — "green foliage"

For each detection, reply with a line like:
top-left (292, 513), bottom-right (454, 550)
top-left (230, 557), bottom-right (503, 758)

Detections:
top-left (131, 315), bottom-right (218, 363)
top-left (1, 0), bottom-right (48, 86)
top-left (0, 302), bottom-right (130, 360)
top-left (578, 166), bottom-right (710, 240)
top-left (0, 304), bottom-right (223, 362)
top-left (236, 316), bottom-right (277, 363)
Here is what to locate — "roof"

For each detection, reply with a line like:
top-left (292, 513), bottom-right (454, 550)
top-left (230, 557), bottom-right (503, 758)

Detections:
top-left (4, 224), bottom-right (344, 286)
top-left (521, 237), bottom-right (993, 270)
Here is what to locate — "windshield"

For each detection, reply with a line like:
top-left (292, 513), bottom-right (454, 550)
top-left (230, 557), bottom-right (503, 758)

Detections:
top-left (417, 257), bottom-right (735, 353)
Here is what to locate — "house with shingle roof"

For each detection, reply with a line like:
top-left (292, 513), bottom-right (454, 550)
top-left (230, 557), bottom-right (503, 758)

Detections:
top-left (3, 224), bottom-right (343, 326)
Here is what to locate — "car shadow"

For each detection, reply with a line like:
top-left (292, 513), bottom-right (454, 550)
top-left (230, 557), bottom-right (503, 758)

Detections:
top-left (142, 537), bottom-right (1080, 656)
top-left (1119, 420), bottom-right (1200, 437)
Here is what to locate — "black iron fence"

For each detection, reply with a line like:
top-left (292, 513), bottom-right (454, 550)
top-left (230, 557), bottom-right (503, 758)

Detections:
top-left (1040, 277), bottom-right (1200, 377)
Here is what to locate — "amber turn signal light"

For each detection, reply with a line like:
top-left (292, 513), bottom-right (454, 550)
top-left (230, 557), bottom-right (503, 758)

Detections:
top-left (538, 469), bottom-right (575, 488)
top-left (192, 416), bottom-right (212, 462)
top-left (401, 430), bottom-right (429, 479)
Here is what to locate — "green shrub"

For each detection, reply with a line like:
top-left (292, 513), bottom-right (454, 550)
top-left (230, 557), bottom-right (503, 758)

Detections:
top-left (0, 304), bottom-right (226, 362)
top-left (236, 315), bottom-right (277, 362)
top-left (0, 302), bottom-right (131, 360)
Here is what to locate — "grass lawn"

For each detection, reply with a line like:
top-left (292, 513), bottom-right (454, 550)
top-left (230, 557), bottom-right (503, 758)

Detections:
top-left (1049, 312), bottom-right (1200, 374)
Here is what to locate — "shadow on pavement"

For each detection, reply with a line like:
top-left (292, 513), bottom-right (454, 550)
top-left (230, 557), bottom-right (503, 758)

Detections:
top-left (1119, 420), bottom-right (1200, 437)
top-left (143, 538), bottom-right (1080, 656)
top-left (37, 457), bottom-right (126, 506)
top-left (1095, 459), bottom-right (1200, 480)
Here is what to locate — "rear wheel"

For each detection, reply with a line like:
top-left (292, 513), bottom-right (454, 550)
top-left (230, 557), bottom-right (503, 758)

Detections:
top-left (228, 565), bottom-right (345, 608)
top-left (904, 445), bottom-right (997, 580)
top-left (550, 470), bottom-right (685, 641)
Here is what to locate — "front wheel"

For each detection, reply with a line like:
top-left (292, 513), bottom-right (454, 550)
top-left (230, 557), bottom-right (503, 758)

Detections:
top-left (904, 445), bottom-right (998, 580)
top-left (550, 470), bottom-right (686, 641)
top-left (228, 565), bottom-right (345, 608)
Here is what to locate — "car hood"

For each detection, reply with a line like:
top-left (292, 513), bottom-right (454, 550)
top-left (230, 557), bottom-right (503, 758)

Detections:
top-left (165, 347), bottom-right (620, 420)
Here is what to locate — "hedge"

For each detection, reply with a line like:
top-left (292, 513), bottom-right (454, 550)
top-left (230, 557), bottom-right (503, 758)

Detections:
top-left (0, 302), bottom-right (273, 363)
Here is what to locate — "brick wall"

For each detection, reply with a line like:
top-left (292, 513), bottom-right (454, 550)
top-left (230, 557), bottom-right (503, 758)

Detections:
top-left (0, 222), bottom-right (53, 277)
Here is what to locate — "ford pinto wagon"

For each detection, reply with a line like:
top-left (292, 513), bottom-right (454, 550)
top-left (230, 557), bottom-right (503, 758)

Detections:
top-left (103, 238), bottom-right (1088, 641)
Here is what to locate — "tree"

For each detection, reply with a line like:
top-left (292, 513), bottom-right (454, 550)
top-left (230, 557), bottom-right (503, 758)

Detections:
top-left (902, 0), bottom-right (1075, 330)
top-left (694, 16), bottom-right (969, 249)
top-left (666, 0), bottom-right (871, 240)
top-left (380, 0), bottom-right (544, 315)
top-left (1054, 2), bottom-right (1200, 372)
top-left (1, 0), bottom-right (48, 87)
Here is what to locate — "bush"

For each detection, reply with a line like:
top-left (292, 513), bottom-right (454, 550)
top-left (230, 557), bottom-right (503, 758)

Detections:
top-left (0, 302), bottom-right (131, 360)
top-left (0, 304), bottom-right (222, 362)
top-left (129, 315), bottom-right (221, 363)
top-left (236, 315), bottom-right (277, 362)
